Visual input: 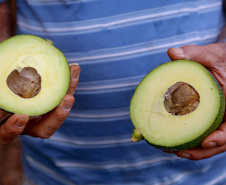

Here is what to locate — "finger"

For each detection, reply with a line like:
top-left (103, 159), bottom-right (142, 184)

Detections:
top-left (175, 122), bottom-right (226, 160)
top-left (0, 109), bottom-right (11, 122)
top-left (0, 114), bottom-right (29, 144)
top-left (201, 122), bottom-right (226, 149)
top-left (167, 43), bottom-right (226, 86)
top-left (167, 43), bottom-right (226, 68)
top-left (176, 145), bottom-right (226, 160)
top-left (67, 63), bottom-right (81, 96)
top-left (23, 94), bottom-right (74, 138)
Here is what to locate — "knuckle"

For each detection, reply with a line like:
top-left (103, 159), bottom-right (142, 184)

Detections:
top-left (0, 134), bottom-right (17, 144)
top-left (6, 127), bottom-right (21, 138)
top-left (38, 129), bottom-right (53, 139)
top-left (56, 111), bottom-right (68, 122)
top-left (0, 128), bottom-right (20, 144)
top-left (9, 130), bottom-right (20, 137)
top-left (0, 139), bottom-right (11, 144)
top-left (37, 124), bottom-right (58, 139)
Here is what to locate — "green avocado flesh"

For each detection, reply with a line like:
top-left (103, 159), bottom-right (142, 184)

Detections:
top-left (0, 35), bottom-right (70, 116)
top-left (130, 60), bottom-right (225, 151)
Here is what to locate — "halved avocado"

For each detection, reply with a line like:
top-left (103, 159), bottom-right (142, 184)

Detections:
top-left (0, 35), bottom-right (70, 116)
top-left (130, 60), bottom-right (225, 151)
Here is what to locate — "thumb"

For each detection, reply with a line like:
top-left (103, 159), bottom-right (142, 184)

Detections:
top-left (167, 43), bottom-right (226, 68)
top-left (0, 114), bottom-right (29, 144)
top-left (167, 43), bottom-right (226, 87)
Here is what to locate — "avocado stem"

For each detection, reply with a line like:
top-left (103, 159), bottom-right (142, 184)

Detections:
top-left (131, 128), bottom-right (144, 142)
top-left (46, 39), bottom-right (54, 46)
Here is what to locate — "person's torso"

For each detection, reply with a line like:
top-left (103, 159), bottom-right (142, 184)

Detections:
top-left (18, 0), bottom-right (226, 184)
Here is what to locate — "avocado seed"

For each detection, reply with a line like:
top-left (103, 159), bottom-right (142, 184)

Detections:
top-left (6, 67), bottom-right (41, 99)
top-left (164, 82), bottom-right (200, 116)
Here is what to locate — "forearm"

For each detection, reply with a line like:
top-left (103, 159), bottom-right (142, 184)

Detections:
top-left (0, 2), bottom-right (10, 42)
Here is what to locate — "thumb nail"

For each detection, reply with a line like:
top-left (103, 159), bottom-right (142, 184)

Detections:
top-left (69, 63), bottom-right (79, 66)
top-left (171, 48), bottom-right (185, 58)
top-left (203, 142), bottom-right (217, 149)
top-left (179, 152), bottom-right (191, 159)
top-left (16, 117), bottom-right (28, 128)
top-left (73, 70), bottom-right (80, 81)
top-left (63, 100), bottom-right (74, 111)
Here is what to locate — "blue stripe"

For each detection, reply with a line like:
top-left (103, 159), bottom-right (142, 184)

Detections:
top-left (17, 11), bottom-right (224, 54)
top-left (22, 151), bottom-right (226, 185)
top-left (59, 117), bottom-right (133, 136)
top-left (20, 0), bottom-right (221, 22)
top-left (17, 0), bottom-right (221, 30)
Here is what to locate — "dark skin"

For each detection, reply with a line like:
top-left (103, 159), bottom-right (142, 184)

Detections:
top-left (1, 0), bottom-right (226, 178)
top-left (0, 63), bottom-right (80, 144)
top-left (167, 42), bottom-right (226, 160)
top-left (0, 2), bottom-right (81, 185)
top-left (0, 2), bottom-right (81, 144)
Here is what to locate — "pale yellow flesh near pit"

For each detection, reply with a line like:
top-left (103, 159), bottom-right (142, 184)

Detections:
top-left (130, 61), bottom-right (220, 147)
top-left (0, 35), bottom-right (70, 116)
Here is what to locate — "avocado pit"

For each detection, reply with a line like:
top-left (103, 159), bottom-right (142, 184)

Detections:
top-left (164, 82), bottom-right (200, 116)
top-left (6, 67), bottom-right (41, 99)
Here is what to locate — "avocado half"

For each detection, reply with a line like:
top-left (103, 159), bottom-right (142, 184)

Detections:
top-left (130, 60), bottom-right (225, 151)
top-left (0, 35), bottom-right (70, 116)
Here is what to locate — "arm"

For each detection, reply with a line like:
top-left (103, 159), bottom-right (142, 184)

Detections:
top-left (0, 1), bottom-right (81, 143)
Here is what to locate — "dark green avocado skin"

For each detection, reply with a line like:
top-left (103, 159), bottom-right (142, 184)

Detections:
top-left (146, 72), bottom-right (225, 151)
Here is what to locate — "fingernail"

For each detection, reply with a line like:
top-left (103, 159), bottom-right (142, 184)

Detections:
top-left (63, 100), bottom-right (74, 111)
top-left (69, 63), bottom-right (79, 66)
top-left (16, 117), bottom-right (27, 127)
top-left (72, 70), bottom-right (80, 81)
top-left (172, 48), bottom-right (184, 58)
top-left (179, 153), bottom-right (191, 159)
top-left (203, 142), bottom-right (217, 149)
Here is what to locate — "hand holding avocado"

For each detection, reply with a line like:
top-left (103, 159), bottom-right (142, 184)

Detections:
top-left (0, 64), bottom-right (80, 144)
top-left (166, 43), bottom-right (226, 160)
top-left (0, 35), bottom-right (81, 144)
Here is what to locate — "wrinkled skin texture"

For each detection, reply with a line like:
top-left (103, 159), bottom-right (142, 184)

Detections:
top-left (167, 42), bottom-right (226, 160)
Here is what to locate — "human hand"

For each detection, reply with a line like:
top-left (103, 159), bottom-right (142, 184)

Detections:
top-left (0, 64), bottom-right (80, 144)
top-left (0, 2), bottom-right (10, 42)
top-left (166, 43), bottom-right (226, 160)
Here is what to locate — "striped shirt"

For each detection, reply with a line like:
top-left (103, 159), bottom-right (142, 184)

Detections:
top-left (1, 0), bottom-right (226, 184)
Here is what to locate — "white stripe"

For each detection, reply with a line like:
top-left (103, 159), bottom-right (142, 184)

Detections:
top-left (27, 0), bottom-right (97, 5)
top-left (152, 164), bottom-right (212, 185)
top-left (66, 115), bottom-right (130, 122)
top-left (75, 85), bottom-right (136, 95)
top-left (76, 75), bottom-right (144, 91)
top-left (205, 171), bottom-right (226, 185)
top-left (68, 32), bottom-right (219, 64)
top-left (25, 155), bottom-right (76, 185)
top-left (69, 111), bottom-right (129, 118)
top-left (77, 81), bottom-right (139, 91)
top-left (55, 156), bottom-right (180, 169)
top-left (20, 0), bottom-right (220, 27)
top-left (50, 134), bottom-right (131, 146)
top-left (69, 107), bottom-right (129, 118)
top-left (18, 1), bottom-right (221, 34)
